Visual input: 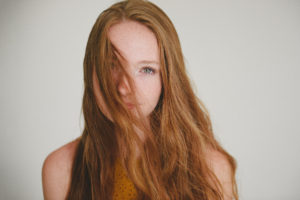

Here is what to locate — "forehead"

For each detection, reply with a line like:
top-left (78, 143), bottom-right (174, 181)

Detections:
top-left (107, 20), bottom-right (159, 65)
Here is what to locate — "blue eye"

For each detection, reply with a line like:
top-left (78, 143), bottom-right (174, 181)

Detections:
top-left (141, 67), bottom-right (155, 75)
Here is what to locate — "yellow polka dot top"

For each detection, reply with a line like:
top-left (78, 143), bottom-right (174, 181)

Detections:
top-left (112, 159), bottom-right (138, 200)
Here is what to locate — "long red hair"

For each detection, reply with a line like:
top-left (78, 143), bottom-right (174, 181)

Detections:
top-left (66, 0), bottom-right (238, 199)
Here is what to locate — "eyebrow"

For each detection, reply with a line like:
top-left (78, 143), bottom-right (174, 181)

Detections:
top-left (112, 46), bottom-right (159, 67)
top-left (137, 60), bottom-right (160, 66)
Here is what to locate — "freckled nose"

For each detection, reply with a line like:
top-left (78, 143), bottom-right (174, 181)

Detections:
top-left (117, 74), bottom-right (131, 96)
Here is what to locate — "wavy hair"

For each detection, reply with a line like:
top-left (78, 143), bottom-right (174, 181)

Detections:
top-left (66, 0), bottom-right (238, 199)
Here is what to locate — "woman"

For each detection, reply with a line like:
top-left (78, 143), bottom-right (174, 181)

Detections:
top-left (42, 0), bottom-right (238, 199)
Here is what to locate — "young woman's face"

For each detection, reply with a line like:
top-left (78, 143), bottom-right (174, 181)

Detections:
top-left (93, 20), bottom-right (162, 121)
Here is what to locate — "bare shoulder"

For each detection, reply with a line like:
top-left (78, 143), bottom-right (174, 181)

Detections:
top-left (42, 137), bottom-right (80, 200)
top-left (206, 148), bottom-right (234, 200)
top-left (206, 149), bottom-right (233, 179)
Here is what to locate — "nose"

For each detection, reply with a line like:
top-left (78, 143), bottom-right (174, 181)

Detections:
top-left (117, 73), bottom-right (131, 96)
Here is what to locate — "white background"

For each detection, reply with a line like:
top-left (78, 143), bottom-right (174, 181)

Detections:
top-left (0, 0), bottom-right (299, 199)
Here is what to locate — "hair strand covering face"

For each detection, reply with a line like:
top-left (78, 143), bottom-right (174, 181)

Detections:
top-left (66, 0), bottom-right (238, 199)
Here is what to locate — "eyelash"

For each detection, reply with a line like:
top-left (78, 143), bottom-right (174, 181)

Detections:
top-left (141, 66), bottom-right (155, 75)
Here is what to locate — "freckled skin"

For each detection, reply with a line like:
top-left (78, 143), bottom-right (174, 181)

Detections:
top-left (93, 20), bottom-right (162, 121)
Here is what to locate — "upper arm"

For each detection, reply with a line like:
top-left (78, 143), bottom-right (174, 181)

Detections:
top-left (42, 140), bottom-right (78, 200)
top-left (207, 150), bottom-right (235, 200)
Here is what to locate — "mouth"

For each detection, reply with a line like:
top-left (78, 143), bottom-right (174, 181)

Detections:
top-left (125, 103), bottom-right (135, 109)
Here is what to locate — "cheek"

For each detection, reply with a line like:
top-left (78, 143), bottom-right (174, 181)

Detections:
top-left (150, 79), bottom-right (162, 102)
top-left (136, 76), bottom-right (162, 105)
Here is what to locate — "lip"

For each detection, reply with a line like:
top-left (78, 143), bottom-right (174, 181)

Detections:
top-left (125, 103), bottom-right (135, 109)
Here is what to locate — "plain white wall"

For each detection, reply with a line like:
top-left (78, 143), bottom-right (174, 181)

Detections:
top-left (0, 0), bottom-right (299, 199)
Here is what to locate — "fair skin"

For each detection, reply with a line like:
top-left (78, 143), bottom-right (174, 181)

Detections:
top-left (42, 20), bottom-right (233, 200)
top-left (93, 20), bottom-right (162, 141)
